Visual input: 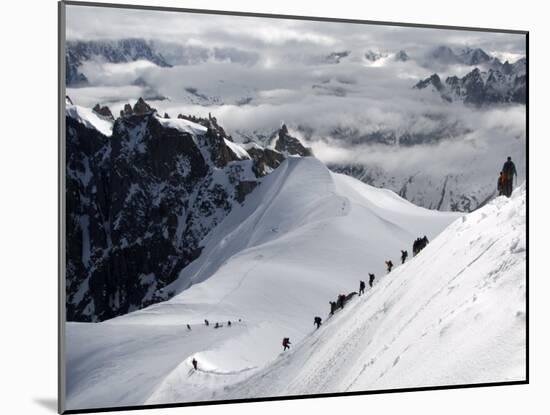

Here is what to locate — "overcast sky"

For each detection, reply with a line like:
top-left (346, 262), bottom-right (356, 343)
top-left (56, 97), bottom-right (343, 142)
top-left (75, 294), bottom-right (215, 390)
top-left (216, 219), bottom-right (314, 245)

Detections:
top-left (66, 5), bottom-right (525, 61)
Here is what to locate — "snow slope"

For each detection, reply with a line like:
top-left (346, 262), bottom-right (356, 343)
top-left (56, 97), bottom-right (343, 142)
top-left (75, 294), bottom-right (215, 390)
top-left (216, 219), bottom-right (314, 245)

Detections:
top-left (65, 157), bottom-right (461, 410)
top-left (222, 184), bottom-right (526, 399)
top-left (65, 102), bottom-right (113, 137)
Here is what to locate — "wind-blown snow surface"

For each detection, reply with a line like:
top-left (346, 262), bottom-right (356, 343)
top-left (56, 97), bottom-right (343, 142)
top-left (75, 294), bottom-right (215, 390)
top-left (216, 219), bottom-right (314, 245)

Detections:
top-left (65, 102), bottom-right (113, 137)
top-left (222, 184), bottom-right (526, 399)
top-left (66, 158), bottom-right (463, 410)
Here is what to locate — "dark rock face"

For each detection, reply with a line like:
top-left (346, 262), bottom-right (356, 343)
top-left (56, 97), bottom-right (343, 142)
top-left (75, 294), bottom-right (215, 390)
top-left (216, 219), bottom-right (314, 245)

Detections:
top-left (133, 97), bottom-right (154, 115)
top-left (415, 74), bottom-right (445, 92)
top-left (274, 124), bottom-right (313, 157)
top-left (247, 147), bottom-right (286, 177)
top-left (92, 104), bottom-right (114, 120)
top-left (66, 103), bottom-right (286, 322)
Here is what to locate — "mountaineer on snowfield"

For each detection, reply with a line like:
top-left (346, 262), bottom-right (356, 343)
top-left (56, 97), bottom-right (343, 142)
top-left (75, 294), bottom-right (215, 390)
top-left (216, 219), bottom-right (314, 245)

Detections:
top-left (498, 171), bottom-right (506, 196)
top-left (337, 294), bottom-right (346, 309)
top-left (401, 250), bottom-right (408, 264)
top-left (369, 273), bottom-right (375, 287)
top-left (314, 316), bottom-right (322, 329)
top-left (385, 260), bottom-right (393, 273)
top-left (501, 156), bottom-right (517, 197)
top-left (282, 337), bottom-right (291, 351)
top-left (192, 358), bottom-right (198, 370)
top-left (359, 280), bottom-right (366, 296)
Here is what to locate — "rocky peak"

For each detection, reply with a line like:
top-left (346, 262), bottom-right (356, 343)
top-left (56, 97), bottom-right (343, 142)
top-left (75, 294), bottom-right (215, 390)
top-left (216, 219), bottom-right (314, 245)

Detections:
top-left (414, 74), bottom-right (444, 91)
top-left (395, 50), bottom-right (409, 62)
top-left (92, 103), bottom-right (114, 120)
top-left (133, 97), bottom-right (155, 115)
top-left (274, 124), bottom-right (313, 157)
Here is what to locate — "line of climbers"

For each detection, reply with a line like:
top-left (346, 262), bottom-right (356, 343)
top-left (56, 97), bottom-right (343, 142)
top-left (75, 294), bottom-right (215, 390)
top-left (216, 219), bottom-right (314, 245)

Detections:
top-left (190, 157), bottom-right (519, 370)
top-left (201, 318), bottom-right (242, 329)
top-left (284, 237), bottom-right (431, 351)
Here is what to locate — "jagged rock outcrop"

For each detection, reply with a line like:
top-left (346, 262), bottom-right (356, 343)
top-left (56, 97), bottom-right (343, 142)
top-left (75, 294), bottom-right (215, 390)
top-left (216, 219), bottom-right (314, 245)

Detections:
top-left (414, 64), bottom-right (526, 106)
top-left (92, 104), bottom-right (114, 120)
top-left (415, 48), bottom-right (526, 106)
top-left (274, 124), bottom-right (313, 157)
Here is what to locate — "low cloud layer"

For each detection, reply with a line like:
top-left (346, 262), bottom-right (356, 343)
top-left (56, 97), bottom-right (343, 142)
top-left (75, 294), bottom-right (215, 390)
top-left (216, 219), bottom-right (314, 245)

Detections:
top-left (65, 4), bottom-right (526, 183)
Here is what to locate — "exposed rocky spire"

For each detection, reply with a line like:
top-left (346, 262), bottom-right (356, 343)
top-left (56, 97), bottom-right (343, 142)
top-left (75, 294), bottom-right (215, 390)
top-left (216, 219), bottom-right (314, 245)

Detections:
top-left (92, 103), bottom-right (114, 120)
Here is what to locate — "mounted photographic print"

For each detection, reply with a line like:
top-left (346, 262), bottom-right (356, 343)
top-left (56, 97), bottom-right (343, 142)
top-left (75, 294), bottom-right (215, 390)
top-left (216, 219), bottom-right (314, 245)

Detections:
top-left (58, 1), bottom-right (528, 413)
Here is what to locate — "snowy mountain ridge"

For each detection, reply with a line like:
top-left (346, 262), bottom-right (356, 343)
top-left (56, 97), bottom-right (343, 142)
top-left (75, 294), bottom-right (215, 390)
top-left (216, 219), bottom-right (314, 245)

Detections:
top-left (66, 156), bottom-right (460, 409)
top-left (65, 160), bottom-right (524, 411)
top-left (219, 184), bottom-right (526, 399)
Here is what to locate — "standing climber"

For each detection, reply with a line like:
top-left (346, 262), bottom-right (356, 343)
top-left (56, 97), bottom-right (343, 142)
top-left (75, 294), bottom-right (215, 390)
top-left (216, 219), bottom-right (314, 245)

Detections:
top-left (369, 273), bottom-right (375, 287)
top-left (227, 320), bottom-right (232, 327)
top-left (329, 301), bottom-right (337, 315)
top-left (359, 280), bottom-right (366, 296)
top-left (497, 171), bottom-right (506, 196)
top-left (422, 235), bottom-right (429, 249)
top-left (282, 337), bottom-right (291, 351)
top-left (192, 358), bottom-right (198, 370)
top-left (314, 316), bottom-right (322, 329)
top-left (204, 319), bottom-right (209, 326)
top-left (502, 156), bottom-right (517, 197)
top-left (337, 294), bottom-right (346, 309)
top-left (385, 260), bottom-right (393, 273)
top-left (186, 324), bottom-right (191, 330)
top-left (401, 250), bottom-right (408, 264)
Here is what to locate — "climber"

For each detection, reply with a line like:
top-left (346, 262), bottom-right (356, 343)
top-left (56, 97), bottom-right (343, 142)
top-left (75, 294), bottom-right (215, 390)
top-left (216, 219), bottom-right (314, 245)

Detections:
top-left (192, 358), bottom-right (198, 370)
top-left (314, 316), bottom-right (322, 329)
top-left (502, 156), bottom-right (517, 197)
top-left (369, 273), bottom-right (375, 287)
top-left (329, 301), bottom-right (337, 315)
top-left (227, 320), bottom-right (232, 327)
top-left (337, 294), bottom-right (346, 309)
top-left (186, 324), bottom-right (191, 330)
top-left (385, 260), bottom-right (393, 273)
top-left (359, 280), bottom-right (366, 296)
top-left (282, 337), bottom-right (291, 351)
top-left (497, 171), bottom-right (506, 196)
top-left (401, 250), bottom-right (408, 264)
top-left (204, 319), bottom-right (209, 326)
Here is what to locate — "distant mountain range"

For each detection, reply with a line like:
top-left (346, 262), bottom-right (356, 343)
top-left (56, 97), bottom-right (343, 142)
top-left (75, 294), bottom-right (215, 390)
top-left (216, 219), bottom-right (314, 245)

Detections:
top-left (66, 38), bottom-right (172, 85)
top-left (414, 47), bottom-right (526, 105)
